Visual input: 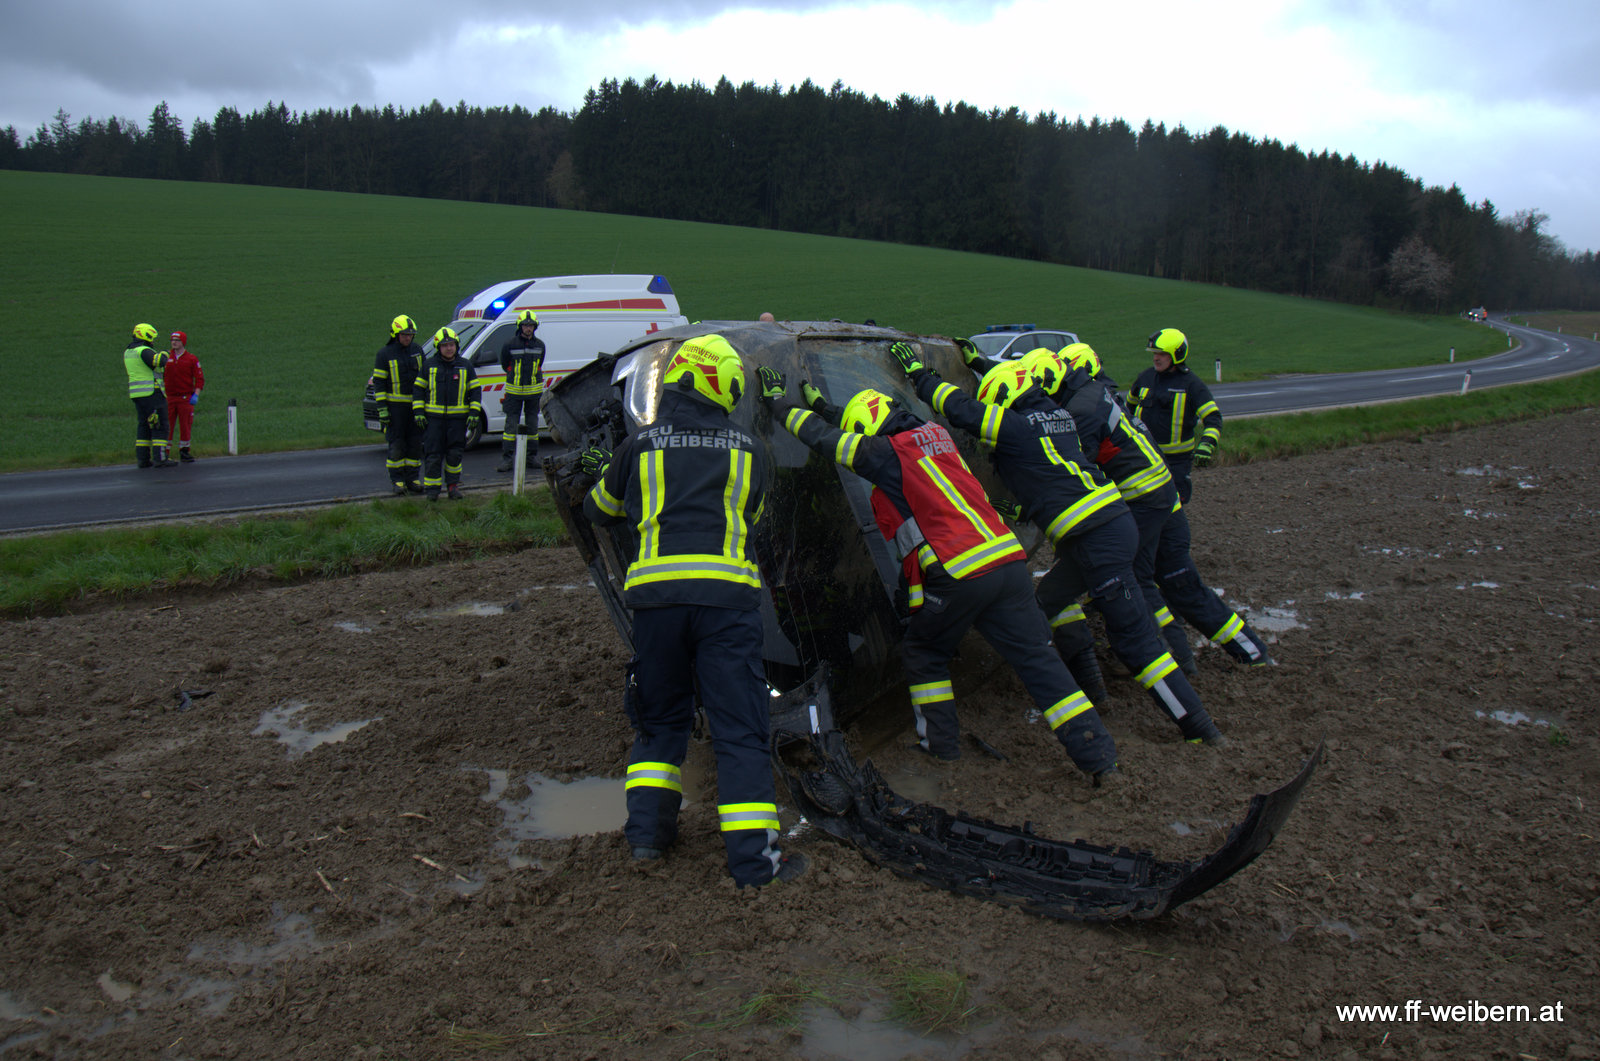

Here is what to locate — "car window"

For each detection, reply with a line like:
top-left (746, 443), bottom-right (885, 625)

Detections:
top-left (473, 321), bottom-right (519, 367)
top-left (970, 334), bottom-right (1012, 356)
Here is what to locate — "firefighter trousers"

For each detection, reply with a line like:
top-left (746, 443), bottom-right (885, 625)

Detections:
top-left (1036, 509), bottom-right (1222, 742)
top-left (901, 561), bottom-right (1118, 773)
top-left (624, 605), bottom-right (783, 887)
top-left (421, 417), bottom-right (467, 494)
top-left (1128, 498), bottom-right (1196, 669)
top-left (382, 402), bottom-right (423, 486)
top-left (131, 393), bottom-right (165, 465)
top-left (500, 393), bottom-right (540, 462)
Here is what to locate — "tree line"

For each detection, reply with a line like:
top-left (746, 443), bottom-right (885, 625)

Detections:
top-left (6, 79), bottom-right (1597, 312)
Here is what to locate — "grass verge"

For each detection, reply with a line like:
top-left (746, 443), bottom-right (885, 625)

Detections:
top-left (1219, 369), bottom-right (1600, 465)
top-left (0, 489), bottom-right (567, 618)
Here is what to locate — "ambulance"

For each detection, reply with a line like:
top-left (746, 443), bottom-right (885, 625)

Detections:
top-left (363, 274), bottom-right (688, 446)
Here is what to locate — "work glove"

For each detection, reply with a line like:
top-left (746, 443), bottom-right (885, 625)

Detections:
top-left (377, 404), bottom-right (390, 426)
top-left (888, 341), bottom-right (924, 377)
top-left (756, 366), bottom-right (786, 408)
top-left (800, 380), bottom-right (840, 423)
top-left (956, 337), bottom-right (983, 370)
top-left (579, 445), bottom-right (611, 479)
top-left (1194, 438), bottom-right (1217, 466)
top-left (989, 497), bottom-right (1024, 523)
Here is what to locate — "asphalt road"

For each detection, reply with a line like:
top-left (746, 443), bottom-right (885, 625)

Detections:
top-left (5, 318), bottom-right (1595, 535)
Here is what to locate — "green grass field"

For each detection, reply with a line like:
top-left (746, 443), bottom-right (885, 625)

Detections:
top-left (3, 170), bottom-right (1504, 472)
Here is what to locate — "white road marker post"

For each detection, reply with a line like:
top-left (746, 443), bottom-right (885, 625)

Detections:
top-left (1460, 371), bottom-right (1472, 395)
top-left (511, 426), bottom-right (530, 495)
top-left (1214, 358), bottom-right (1221, 382)
top-left (1449, 347), bottom-right (1455, 363)
top-left (227, 398), bottom-right (238, 455)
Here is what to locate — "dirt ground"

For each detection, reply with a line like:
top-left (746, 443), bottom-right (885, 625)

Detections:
top-left (3, 411), bottom-right (1598, 1060)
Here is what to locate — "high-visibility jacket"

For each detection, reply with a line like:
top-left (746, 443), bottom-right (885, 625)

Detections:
top-left (584, 390), bottom-right (768, 610)
top-left (1130, 365), bottom-right (1221, 458)
top-left (412, 354), bottom-right (483, 419)
top-left (498, 331), bottom-right (546, 397)
top-left (1056, 369), bottom-right (1174, 508)
top-left (781, 405), bottom-right (1023, 610)
top-left (373, 338), bottom-right (421, 406)
top-left (124, 341), bottom-right (168, 398)
top-left (913, 372), bottom-right (1124, 546)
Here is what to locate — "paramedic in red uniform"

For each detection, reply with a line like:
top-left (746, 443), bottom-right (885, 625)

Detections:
top-left (163, 331), bottom-right (205, 462)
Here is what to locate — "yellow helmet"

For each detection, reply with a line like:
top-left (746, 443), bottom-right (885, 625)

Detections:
top-left (433, 326), bottom-right (460, 349)
top-left (840, 389), bottom-right (897, 436)
top-left (1147, 328), bottom-right (1188, 366)
top-left (391, 314), bottom-right (417, 338)
top-left (132, 323), bottom-right (159, 344)
top-left (1060, 342), bottom-right (1102, 377)
top-left (517, 310), bottom-right (539, 326)
top-left (663, 334), bottom-right (744, 412)
top-left (1020, 347), bottom-right (1069, 395)
top-left (976, 361), bottom-right (1037, 409)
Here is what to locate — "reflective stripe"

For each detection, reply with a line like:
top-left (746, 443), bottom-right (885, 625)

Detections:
top-left (978, 404), bottom-right (1005, 445)
top-left (588, 477), bottom-right (625, 518)
top-left (627, 761), bottom-right (683, 794)
top-left (1212, 613), bottom-right (1245, 644)
top-left (1136, 654), bottom-right (1179, 688)
top-left (930, 380), bottom-right (961, 414)
top-left (835, 433), bottom-right (861, 467)
top-left (916, 456), bottom-right (1023, 578)
top-left (1044, 481), bottom-right (1123, 543)
top-left (892, 517), bottom-right (926, 561)
top-left (718, 801), bottom-right (779, 832)
top-left (910, 680), bottom-right (953, 706)
top-left (637, 449), bottom-right (665, 564)
top-left (1049, 602), bottom-right (1086, 629)
top-left (721, 449), bottom-right (754, 563)
top-left (1044, 691), bottom-right (1093, 730)
top-left (625, 554), bottom-right (760, 590)
top-left (1155, 606), bottom-right (1175, 628)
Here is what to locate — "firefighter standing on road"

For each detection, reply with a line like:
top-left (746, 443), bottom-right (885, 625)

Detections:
top-left (163, 330), bottom-right (204, 463)
top-left (374, 315), bottom-right (425, 494)
top-left (1130, 328), bottom-right (1221, 505)
top-left (125, 323), bottom-right (175, 468)
top-left (580, 335), bottom-right (805, 887)
top-left (762, 364), bottom-right (1122, 782)
top-left (497, 310), bottom-right (545, 473)
top-left (901, 342), bottom-right (1226, 746)
top-left (413, 327), bottom-right (481, 501)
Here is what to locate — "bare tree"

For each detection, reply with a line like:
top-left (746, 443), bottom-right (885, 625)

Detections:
top-left (1387, 235), bottom-right (1454, 311)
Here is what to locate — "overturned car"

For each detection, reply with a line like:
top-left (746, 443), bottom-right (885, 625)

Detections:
top-left (542, 319), bottom-right (1320, 920)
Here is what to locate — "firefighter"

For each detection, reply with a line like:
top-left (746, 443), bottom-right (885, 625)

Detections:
top-left (497, 310), bottom-right (545, 473)
top-left (579, 335), bottom-right (805, 887)
top-left (373, 315), bottom-right (425, 494)
top-left (759, 366), bottom-right (1123, 782)
top-left (1130, 328), bottom-right (1221, 505)
top-left (891, 341), bottom-right (1226, 746)
top-left (412, 327), bottom-right (482, 501)
top-left (124, 323), bottom-right (174, 468)
top-left (163, 330), bottom-right (204, 462)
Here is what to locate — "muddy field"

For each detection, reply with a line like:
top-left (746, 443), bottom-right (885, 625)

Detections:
top-left (3, 411), bottom-right (1598, 1060)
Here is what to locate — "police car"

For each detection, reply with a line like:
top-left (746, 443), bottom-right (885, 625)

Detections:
top-left (966, 323), bottom-right (1081, 361)
top-left (363, 274), bottom-right (688, 446)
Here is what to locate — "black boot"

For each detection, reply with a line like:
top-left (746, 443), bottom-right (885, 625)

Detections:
top-left (179, 447), bottom-right (195, 463)
top-left (496, 455), bottom-right (514, 473)
top-left (1064, 645), bottom-right (1111, 707)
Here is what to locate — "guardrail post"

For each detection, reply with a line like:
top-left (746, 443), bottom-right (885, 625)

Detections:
top-left (511, 427), bottom-right (530, 495)
top-left (227, 399), bottom-right (238, 455)
top-left (1460, 371), bottom-right (1472, 395)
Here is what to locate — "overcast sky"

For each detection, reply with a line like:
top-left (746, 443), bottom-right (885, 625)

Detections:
top-left (4, 0), bottom-right (1597, 253)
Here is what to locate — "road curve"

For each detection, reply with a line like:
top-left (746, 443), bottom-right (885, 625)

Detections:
top-left (4, 319), bottom-right (1595, 535)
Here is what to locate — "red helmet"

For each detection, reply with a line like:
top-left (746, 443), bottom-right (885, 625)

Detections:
top-left (171, 331), bottom-right (188, 346)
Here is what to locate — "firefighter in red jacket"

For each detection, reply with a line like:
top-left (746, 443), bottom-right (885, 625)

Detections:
top-left (163, 330), bottom-right (205, 462)
top-left (580, 335), bottom-right (804, 887)
top-left (759, 365), bottom-right (1121, 783)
